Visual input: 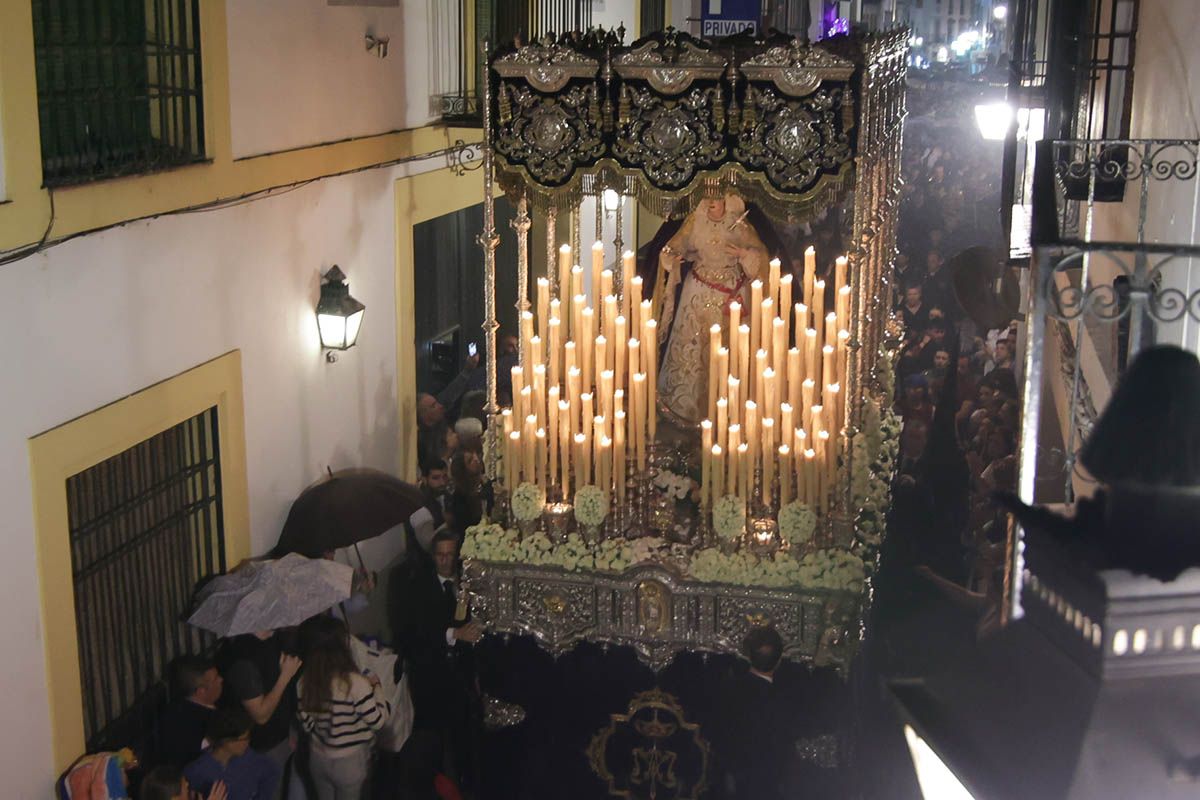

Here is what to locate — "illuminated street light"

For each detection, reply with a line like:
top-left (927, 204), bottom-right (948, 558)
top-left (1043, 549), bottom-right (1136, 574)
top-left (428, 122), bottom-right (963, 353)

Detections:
top-left (994, 4), bottom-right (1008, 20)
top-left (974, 102), bottom-right (1015, 140)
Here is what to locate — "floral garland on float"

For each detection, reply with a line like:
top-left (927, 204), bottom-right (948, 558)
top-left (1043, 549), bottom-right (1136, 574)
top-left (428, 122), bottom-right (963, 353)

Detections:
top-left (462, 369), bottom-right (898, 594)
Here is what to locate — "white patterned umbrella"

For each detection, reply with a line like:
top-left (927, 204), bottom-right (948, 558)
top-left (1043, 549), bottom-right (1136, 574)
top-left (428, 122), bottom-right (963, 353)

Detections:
top-left (188, 553), bottom-right (353, 637)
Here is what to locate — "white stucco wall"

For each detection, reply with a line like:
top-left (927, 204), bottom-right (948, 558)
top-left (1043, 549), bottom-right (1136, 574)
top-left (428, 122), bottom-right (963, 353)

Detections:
top-left (0, 159), bottom-right (451, 796)
top-left (225, 0), bottom-right (437, 158)
top-left (591, 0), bottom-right (638, 34)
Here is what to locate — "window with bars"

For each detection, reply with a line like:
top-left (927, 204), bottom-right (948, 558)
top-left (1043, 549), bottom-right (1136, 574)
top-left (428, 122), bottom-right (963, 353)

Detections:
top-left (68, 407), bottom-right (225, 753)
top-left (31, 0), bottom-right (206, 187)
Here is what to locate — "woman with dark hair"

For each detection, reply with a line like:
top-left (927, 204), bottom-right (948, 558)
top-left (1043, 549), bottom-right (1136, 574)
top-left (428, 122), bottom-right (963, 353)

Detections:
top-left (297, 617), bottom-right (390, 800)
top-left (999, 345), bottom-right (1200, 581)
top-left (447, 448), bottom-right (485, 533)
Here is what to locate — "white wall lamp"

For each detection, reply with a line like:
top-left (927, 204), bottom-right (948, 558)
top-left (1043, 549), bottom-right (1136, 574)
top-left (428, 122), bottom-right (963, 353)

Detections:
top-left (365, 33), bottom-right (390, 58)
top-left (317, 265), bottom-right (366, 362)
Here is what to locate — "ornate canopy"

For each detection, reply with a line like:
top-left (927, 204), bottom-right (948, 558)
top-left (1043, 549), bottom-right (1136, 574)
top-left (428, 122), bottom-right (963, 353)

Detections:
top-left (491, 28), bottom-right (859, 220)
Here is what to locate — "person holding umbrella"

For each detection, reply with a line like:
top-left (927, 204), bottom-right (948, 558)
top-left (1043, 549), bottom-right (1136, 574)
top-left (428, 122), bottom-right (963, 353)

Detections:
top-left (190, 554), bottom-right (359, 798)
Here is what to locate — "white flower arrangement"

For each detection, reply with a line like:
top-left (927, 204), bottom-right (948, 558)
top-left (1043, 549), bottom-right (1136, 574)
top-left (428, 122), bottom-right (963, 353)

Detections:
top-left (594, 538), bottom-right (635, 572)
top-left (574, 485), bottom-right (609, 527)
top-left (462, 522), bottom-right (519, 562)
top-left (510, 482), bottom-right (546, 522)
top-left (629, 536), bottom-right (671, 566)
top-left (653, 470), bottom-right (695, 501)
top-left (688, 547), bottom-right (866, 591)
top-left (544, 533), bottom-right (594, 572)
top-left (514, 532), bottom-right (555, 565)
top-left (776, 501), bottom-right (818, 546)
top-left (712, 494), bottom-right (746, 540)
top-left (794, 548), bottom-right (867, 591)
top-left (852, 391), bottom-right (900, 549)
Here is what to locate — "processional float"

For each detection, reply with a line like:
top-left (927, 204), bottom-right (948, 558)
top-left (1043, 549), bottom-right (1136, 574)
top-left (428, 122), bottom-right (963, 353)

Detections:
top-left (465, 26), bottom-right (908, 673)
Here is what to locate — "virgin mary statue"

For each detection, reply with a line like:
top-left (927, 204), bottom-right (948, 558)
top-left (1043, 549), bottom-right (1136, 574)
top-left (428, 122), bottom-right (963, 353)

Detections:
top-left (650, 193), bottom-right (777, 425)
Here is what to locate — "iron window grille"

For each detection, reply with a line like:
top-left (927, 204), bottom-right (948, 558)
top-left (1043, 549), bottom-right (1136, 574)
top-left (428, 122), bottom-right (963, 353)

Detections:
top-left (32, 0), bottom-right (206, 187)
top-left (68, 407), bottom-right (225, 753)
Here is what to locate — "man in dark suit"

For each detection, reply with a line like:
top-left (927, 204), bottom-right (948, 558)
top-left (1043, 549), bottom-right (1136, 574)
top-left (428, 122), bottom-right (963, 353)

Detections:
top-left (714, 626), bottom-right (803, 799)
top-left (392, 529), bottom-right (483, 788)
top-left (157, 655), bottom-right (223, 768)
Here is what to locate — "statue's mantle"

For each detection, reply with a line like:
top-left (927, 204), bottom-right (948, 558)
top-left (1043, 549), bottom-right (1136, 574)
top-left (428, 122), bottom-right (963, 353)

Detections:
top-left (464, 559), bottom-right (862, 673)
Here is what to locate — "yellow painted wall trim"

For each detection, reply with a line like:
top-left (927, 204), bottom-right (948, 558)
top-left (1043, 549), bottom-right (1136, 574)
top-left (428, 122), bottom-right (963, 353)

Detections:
top-left (0, 0), bottom-right (481, 252)
top-left (393, 166), bottom-right (485, 480)
top-left (28, 351), bottom-right (250, 774)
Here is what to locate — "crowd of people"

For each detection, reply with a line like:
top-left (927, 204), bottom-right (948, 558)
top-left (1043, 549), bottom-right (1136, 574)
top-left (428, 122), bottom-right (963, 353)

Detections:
top-left (125, 341), bottom-right (515, 800)
top-left (133, 604), bottom-right (467, 800)
top-left (889, 109), bottom-right (1020, 635)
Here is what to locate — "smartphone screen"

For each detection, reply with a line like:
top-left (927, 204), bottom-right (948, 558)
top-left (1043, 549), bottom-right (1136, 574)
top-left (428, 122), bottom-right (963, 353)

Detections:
top-left (468, 342), bottom-right (478, 357)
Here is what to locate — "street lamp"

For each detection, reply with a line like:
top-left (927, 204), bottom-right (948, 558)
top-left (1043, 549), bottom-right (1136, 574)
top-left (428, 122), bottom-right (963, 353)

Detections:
top-left (974, 101), bottom-right (1015, 140)
top-left (993, 4), bottom-right (1008, 21)
top-left (316, 265), bottom-right (366, 361)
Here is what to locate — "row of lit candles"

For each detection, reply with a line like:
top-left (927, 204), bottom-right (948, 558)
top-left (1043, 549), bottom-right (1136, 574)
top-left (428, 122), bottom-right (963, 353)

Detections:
top-left (700, 247), bottom-right (851, 514)
top-left (503, 244), bottom-right (656, 500)
top-left (502, 241), bottom-right (854, 518)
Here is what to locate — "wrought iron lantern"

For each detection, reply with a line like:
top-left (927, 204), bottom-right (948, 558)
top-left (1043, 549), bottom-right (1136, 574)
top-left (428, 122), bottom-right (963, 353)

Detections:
top-left (316, 265), bottom-right (365, 361)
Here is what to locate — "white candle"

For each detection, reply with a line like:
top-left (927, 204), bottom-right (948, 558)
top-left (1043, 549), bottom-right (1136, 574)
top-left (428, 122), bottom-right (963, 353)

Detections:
top-left (630, 276), bottom-right (644, 330)
top-left (762, 417), bottom-right (775, 508)
top-left (644, 319), bottom-right (658, 442)
top-left (701, 419), bottom-right (713, 509)
top-left (558, 244), bottom-right (573, 302)
top-left (709, 323), bottom-right (723, 422)
top-left (716, 397), bottom-right (729, 452)
top-left (523, 414), bottom-right (536, 484)
top-left (631, 373), bottom-right (646, 470)
top-left (532, 364), bottom-right (546, 427)
top-left (537, 277), bottom-right (550, 340)
top-left (548, 387), bottom-right (560, 488)
top-left (535, 428), bottom-right (547, 488)
top-left (594, 334), bottom-right (608, 393)
top-left (548, 317), bottom-right (562, 387)
top-left (780, 273), bottom-right (793, 342)
top-left (575, 433), bottom-right (590, 487)
top-left (559, 400), bottom-right (572, 497)
top-left (760, 297), bottom-right (774, 357)
top-left (591, 241), bottom-right (604, 306)
top-left (614, 316), bottom-right (627, 393)
top-left (581, 307), bottom-right (595, 391)
top-left (711, 444), bottom-right (724, 502)
top-left (803, 246), bottom-right (816, 308)
top-left (622, 251), bottom-right (635, 313)
top-left (614, 410), bottom-right (627, 501)
top-left (778, 444), bottom-right (792, 506)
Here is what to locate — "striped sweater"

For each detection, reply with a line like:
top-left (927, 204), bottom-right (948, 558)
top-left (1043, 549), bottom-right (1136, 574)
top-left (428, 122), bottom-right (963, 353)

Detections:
top-left (297, 672), bottom-right (391, 757)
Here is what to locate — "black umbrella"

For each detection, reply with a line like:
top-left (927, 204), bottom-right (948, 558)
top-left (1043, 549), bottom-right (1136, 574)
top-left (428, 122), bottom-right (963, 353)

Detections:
top-left (950, 245), bottom-right (1022, 332)
top-left (274, 468), bottom-right (425, 559)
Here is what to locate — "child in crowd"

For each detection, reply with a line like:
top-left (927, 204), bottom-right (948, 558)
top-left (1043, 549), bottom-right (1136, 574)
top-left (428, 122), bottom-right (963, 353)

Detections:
top-left (183, 709), bottom-right (279, 800)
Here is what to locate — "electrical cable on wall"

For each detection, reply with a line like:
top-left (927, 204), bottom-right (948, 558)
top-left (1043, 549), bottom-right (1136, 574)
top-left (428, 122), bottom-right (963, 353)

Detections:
top-left (0, 142), bottom-right (480, 269)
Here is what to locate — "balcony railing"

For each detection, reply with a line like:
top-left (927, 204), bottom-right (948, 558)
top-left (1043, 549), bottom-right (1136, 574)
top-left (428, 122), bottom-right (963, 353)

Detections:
top-left (1011, 137), bottom-right (1200, 618)
top-left (432, 0), bottom-right (612, 128)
